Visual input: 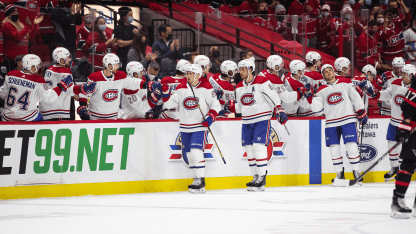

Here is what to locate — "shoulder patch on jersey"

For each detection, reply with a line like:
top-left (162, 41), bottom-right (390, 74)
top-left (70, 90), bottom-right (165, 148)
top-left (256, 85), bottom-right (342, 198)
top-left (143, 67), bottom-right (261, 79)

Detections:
top-left (391, 79), bottom-right (402, 86)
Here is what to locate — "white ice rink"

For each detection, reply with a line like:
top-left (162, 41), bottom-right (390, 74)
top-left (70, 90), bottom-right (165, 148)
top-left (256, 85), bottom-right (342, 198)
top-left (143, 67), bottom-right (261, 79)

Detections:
top-left (2, 183), bottom-right (416, 234)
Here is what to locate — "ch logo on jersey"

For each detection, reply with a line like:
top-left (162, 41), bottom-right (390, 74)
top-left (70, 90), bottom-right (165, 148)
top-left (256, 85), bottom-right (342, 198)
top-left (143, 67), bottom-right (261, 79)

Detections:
top-left (102, 89), bottom-right (118, 102)
top-left (241, 93), bottom-right (256, 106)
top-left (183, 97), bottom-right (199, 110)
top-left (327, 92), bottom-right (343, 105)
top-left (168, 133), bottom-right (214, 166)
top-left (388, 35), bottom-right (402, 46)
top-left (27, 1), bottom-right (37, 10)
top-left (370, 47), bottom-right (378, 55)
top-left (242, 127), bottom-right (286, 162)
top-left (394, 94), bottom-right (405, 106)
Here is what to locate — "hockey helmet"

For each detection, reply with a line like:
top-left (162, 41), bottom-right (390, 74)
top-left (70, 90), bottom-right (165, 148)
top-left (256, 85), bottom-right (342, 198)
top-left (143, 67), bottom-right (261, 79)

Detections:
top-left (103, 53), bottom-right (122, 71)
top-left (305, 51), bottom-right (322, 66)
top-left (321, 64), bottom-right (334, 74)
top-left (289, 60), bottom-right (306, 76)
top-left (126, 61), bottom-right (144, 78)
top-left (176, 59), bottom-right (191, 73)
top-left (193, 55), bottom-right (212, 69)
top-left (402, 64), bottom-right (416, 76)
top-left (362, 64), bottom-right (377, 78)
top-left (334, 57), bottom-right (351, 72)
top-left (238, 59), bottom-right (255, 73)
top-left (266, 55), bottom-right (284, 72)
top-left (220, 60), bottom-right (238, 77)
top-left (392, 57), bottom-right (405, 67)
top-left (52, 47), bottom-right (71, 65)
top-left (22, 54), bottom-right (42, 73)
top-left (186, 64), bottom-right (203, 79)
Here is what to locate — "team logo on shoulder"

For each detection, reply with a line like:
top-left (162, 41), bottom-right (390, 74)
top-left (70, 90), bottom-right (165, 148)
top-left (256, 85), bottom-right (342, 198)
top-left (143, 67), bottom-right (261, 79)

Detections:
top-left (241, 93), bottom-right (256, 106)
top-left (359, 144), bottom-right (378, 163)
top-left (243, 127), bottom-right (286, 162)
top-left (327, 92), bottom-right (343, 105)
top-left (102, 89), bottom-right (119, 102)
top-left (183, 97), bottom-right (199, 110)
top-left (394, 94), bottom-right (405, 106)
top-left (168, 133), bottom-right (215, 165)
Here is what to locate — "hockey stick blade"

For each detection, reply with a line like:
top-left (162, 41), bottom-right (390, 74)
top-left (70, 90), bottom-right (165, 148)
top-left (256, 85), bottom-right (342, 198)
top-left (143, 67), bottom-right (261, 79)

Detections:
top-left (332, 141), bottom-right (402, 187)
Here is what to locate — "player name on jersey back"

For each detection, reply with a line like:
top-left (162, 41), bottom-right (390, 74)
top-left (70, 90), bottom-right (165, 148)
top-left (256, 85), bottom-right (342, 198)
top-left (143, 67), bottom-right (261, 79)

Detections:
top-left (8, 76), bottom-right (36, 89)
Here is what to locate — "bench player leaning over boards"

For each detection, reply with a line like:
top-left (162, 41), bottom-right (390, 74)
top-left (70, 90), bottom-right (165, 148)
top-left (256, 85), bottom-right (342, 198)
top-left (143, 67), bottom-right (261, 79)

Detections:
top-left (0, 54), bottom-right (96, 121)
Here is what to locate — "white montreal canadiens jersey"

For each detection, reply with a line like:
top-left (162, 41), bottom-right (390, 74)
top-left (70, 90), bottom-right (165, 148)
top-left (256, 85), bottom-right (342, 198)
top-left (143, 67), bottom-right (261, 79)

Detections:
top-left (79, 71), bottom-right (144, 120)
top-left (39, 65), bottom-right (72, 119)
top-left (378, 79), bottom-right (409, 127)
top-left (160, 76), bottom-right (188, 119)
top-left (283, 74), bottom-right (314, 117)
top-left (208, 74), bottom-right (235, 116)
top-left (404, 28), bottom-right (416, 62)
top-left (309, 78), bottom-right (364, 128)
top-left (0, 70), bottom-right (63, 121)
top-left (351, 76), bottom-right (374, 111)
top-left (379, 71), bottom-right (401, 115)
top-left (163, 78), bottom-right (221, 133)
top-left (258, 69), bottom-right (299, 105)
top-left (235, 75), bottom-right (282, 124)
top-left (118, 77), bottom-right (151, 119)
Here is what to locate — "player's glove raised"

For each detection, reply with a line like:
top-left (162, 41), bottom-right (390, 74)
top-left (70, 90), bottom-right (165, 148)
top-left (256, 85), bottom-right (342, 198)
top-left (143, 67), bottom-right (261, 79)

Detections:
top-left (146, 81), bottom-right (162, 94)
top-left (80, 81), bottom-right (97, 95)
top-left (365, 85), bottom-right (379, 98)
top-left (396, 121), bottom-right (412, 143)
top-left (214, 88), bottom-right (224, 100)
top-left (149, 91), bottom-right (161, 106)
top-left (58, 75), bottom-right (73, 92)
top-left (273, 105), bottom-right (288, 125)
top-left (225, 100), bottom-right (236, 113)
top-left (356, 109), bottom-right (368, 125)
top-left (355, 80), bottom-right (367, 96)
top-left (77, 105), bottom-right (90, 120)
top-left (376, 75), bottom-right (387, 87)
top-left (161, 84), bottom-right (172, 100)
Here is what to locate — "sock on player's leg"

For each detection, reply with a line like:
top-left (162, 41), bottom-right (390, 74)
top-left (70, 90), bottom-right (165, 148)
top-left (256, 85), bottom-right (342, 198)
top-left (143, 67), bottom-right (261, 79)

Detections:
top-left (329, 144), bottom-right (343, 172)
top-left (245, 145), bottom-right (257, 176)
top-left (190, 148), bottom-right (205, 178)
top-left (346, 142), bottom-right (360, 171)
top-left (253, 143), bottom-right (267, 176)
top-left (388, 141), bottom-right (400, 168)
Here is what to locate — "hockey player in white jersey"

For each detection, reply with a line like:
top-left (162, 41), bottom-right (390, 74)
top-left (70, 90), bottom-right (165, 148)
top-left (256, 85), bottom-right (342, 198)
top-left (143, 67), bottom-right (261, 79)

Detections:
top-left (308, 64), bottom-right (367, 183)
top-left (334, 57), bottom-right (351, 78)
top-left (352, 64), bottom-right (379, 110)
top-left (118, 62), bottom-right (159, 119)
top-left (207, 60), bottom-right (236, 117)
top-left (377, 57), bottom-right (405, 116)
top-left (40, 47), bottom-right (74, 120)
top-left (193, 55), bottom-right (212, 79)
top-left (304, 51), bottom-right (323, 81)
top-left (226, 59), bottom-right (288, 191)
top-left (163, 64), bottom-right (221, 193)
top-left (77, 53), bottom-right (161, 120)
top-left (0, 54), bottom-right (96, 121)
top-left (159, 59), bottom-right (190, 119)
top-left (363, 64), bottom-right (413, 181)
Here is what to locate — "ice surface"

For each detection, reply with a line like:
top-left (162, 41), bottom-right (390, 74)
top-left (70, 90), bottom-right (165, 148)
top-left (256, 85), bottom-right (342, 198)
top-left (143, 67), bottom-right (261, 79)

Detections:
top-left (1, 183), bottom-right (416, 234)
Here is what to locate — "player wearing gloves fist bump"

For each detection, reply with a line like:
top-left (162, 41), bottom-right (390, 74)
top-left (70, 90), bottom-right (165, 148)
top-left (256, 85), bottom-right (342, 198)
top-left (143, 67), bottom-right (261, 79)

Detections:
top-left (307, 64), bottom-right (366, 184)
top-left (0, 54), bottom-right (94, 121)
top-left (227, 59), bottom-right (287, 192)
top-left (77, 53), bottom-right (161, 120)
top-left (163, 64), bottom-right (221, 193)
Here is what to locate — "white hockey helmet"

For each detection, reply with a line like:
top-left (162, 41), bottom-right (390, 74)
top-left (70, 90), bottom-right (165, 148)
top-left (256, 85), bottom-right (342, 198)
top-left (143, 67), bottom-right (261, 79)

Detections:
top-left (220, 60), bottom-right (238, 77)
top-left (126, 61), bottom-right (144, 78)
top-left (238, 59), bottom-right (255, 73)
top-left (305, 51), bottom-right (322, 65)
top-left (186, 64), bottom-right (203, 79)
top-left (334, 57), bottom-right (351, 72)
top-left (266, 55), bottom-right (284, 72)
top-left (52, 47), bottom-right (71, 65)
top-left (193, 55), bottom-right (212, 69)
top-left (22, 54), bottom-right (42, 73)
top-left (392, 57), bottom-right (405, 67)
top-left (103, 53), bottom-right (121, 71)
top-left (321, 64), bottom-right (334, 74)
top-left (176, 59), bottom-right (191, 73)
top-left (362, 64), bottom-right (377, 78)
top-left (402, 64), bottom-right (416, 76)
top-left (289, 60), bottom-right (306, 76)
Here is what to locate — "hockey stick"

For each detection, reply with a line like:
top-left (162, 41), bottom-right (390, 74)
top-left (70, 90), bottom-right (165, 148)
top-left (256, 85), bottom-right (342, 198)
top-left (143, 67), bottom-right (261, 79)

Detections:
top-left (359, 73), bottom-right (368, 156)
top-left (262, 92), bottom-right (293, 142)
top-left (188, 82), bottom-right (226, 164)
top-left (332, 141), bottom-right (403, 187)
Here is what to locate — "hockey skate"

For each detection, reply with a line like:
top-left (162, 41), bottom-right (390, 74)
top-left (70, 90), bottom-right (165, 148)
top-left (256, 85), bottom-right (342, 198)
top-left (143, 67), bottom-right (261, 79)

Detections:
top-left (390, 191), bottom-right (411, 219)
top-left (252, 171), bottom-right (267, 192)
top-left (189, 178), bottom-right (206, 194)
top-left (246, 174), bottom-right (259, 192)
top-left (384, 167), bottom-right (399, 182)
top-left (331, 168), bottom-right (345, 183)
top-left (353, 170), bottom-right (363, 186)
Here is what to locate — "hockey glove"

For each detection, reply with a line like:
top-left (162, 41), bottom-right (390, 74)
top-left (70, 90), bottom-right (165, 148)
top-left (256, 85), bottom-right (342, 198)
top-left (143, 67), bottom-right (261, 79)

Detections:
top-left (365, 86), bottom-right (379, 98)
top-left (77, 106), bottom-right (90, 120)
top-left (214, 88), bottom-right (224, 100)
top-left (161, 84), bottom-right (172, 99)
top-left (80, 81), bottom-right (97, 95)
top-left (201, 114), bottom-right (214, 128)
top-left (149, 91), bottom-right (161, 106)
top-left (146, 81), bottom-right (162, 94)
top-left (396, 121), bottom-right (412, 143)
top-left (356, 109), bottom-right (368, 125)
top-left (356, 80), bottom-right (367, 94)
top-left (225, 100), bottom-right (236, 113)
top-left (377, 75), bottom-right (387, 87)
top-left (273, 105), bottom-right (288, 125)
top-left (145, 109), bottom-right (155, 119)
top-left (58, 75), bottom-right (73, 92)
top-left (297, 87), bottom-right (313, 99)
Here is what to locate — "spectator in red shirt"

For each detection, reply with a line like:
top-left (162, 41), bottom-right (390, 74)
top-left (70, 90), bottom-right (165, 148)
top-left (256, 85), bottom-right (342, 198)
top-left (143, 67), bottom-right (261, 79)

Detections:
top-left (219, 0), bottom-right (238, 15)
top-left (252, 1), bottom-right (278, 31)
top-left (288, 0), bottom-right (320, 48)
top-left (356, 20), bottom-right (380, 69)
top-left (317, 4), bottom-right (334, 55)
top-left (2, 4), bottom-right (43, 71)
top-left (275, 4), bottom-right (287, 36)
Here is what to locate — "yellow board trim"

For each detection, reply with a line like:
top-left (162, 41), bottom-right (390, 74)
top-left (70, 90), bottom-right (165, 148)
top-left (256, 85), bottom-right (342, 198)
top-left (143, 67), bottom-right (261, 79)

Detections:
top-left (0, 171), bottom-right (413, 200)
